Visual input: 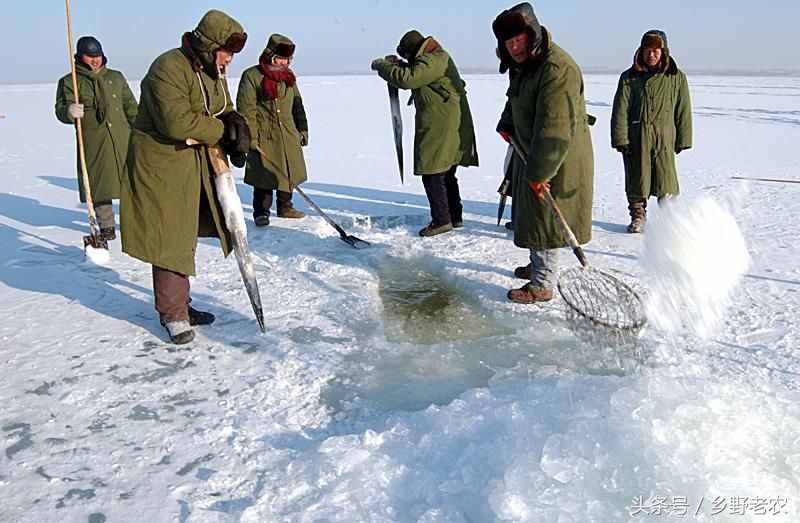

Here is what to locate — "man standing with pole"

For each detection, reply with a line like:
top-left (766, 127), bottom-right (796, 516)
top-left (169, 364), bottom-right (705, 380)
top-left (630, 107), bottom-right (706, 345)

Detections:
top-left (57, 3), bottom-right (137, 251)
top-left (121, 9), bottom-right (254, 344)
top-left (492, 3), bottom-right (595, 303)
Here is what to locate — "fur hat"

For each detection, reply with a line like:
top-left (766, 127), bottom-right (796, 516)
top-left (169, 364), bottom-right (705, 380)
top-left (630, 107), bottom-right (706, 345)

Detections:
top-left (265, 33), bottom-right (296, 59)
top-left (641, 29), bottom-right (668, 50)
top-left (634, 29), bottom-right (674, 74)
top-left (397, 30), bottom-right (426, 60)
top-left (492, 3), bottom-right (543, 73)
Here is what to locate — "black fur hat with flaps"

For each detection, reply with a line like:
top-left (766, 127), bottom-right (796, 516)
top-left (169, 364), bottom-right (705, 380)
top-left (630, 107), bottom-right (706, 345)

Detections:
top-left (641, 29), bottom-right (668, 51)
top-left (264, 33), bottom-right (296, 59)
top-left (492, 3), bottom-right (543, 73)
top-left (634, 29), bottom-right (675, 74)
top-left (397, 30), bottom-right (426, 60)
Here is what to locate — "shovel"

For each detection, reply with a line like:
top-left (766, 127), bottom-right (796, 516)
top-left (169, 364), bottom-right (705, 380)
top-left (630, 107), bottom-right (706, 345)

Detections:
top-left (254, 146), bottom-right (370, 249)
top-left (65, 0), bottom-right (107, 253)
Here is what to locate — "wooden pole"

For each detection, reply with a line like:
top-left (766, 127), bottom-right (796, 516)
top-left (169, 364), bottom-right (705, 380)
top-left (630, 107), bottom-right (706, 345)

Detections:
top-left (65, 0), bottom-right (101, 239)
top-left (731, 176), bottom-right (800, 185)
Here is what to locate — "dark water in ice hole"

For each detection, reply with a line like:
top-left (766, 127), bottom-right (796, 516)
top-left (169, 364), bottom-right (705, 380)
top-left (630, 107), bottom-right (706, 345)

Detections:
top-left (324, 257), bottom-right (641, 413)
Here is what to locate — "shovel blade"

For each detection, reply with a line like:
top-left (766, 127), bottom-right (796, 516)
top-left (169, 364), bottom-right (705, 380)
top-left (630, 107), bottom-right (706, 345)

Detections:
top-left (341, 234), bottom-right (371, 249)
top-left (83, 234), bottom-right (108, 250)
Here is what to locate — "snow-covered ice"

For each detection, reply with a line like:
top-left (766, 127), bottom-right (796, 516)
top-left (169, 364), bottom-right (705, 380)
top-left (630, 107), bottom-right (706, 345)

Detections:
top-left (1, 74), bottom-right (800, 522)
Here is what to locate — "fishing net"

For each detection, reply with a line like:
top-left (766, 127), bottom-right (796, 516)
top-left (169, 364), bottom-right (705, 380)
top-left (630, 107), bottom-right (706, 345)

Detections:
top-left (557, 266), bottom-right (647, 332)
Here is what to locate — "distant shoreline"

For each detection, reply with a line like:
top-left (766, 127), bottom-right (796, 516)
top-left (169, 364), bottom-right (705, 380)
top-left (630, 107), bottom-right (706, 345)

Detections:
top-left (2, 68), bottom-right (799, 85)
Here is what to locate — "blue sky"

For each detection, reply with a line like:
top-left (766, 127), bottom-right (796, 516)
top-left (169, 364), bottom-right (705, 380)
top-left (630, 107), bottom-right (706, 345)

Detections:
top-left (3, 0), bottom-right (799, 83)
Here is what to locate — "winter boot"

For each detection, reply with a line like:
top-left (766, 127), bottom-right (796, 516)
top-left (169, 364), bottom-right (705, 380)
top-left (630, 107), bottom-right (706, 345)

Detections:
top-left (507, 284), bottom-right (554, 304)
top-left (514, 264), bottom-right (532, 280)
top-left (627, 203), bottom-right (646, 233)
top-left (164, 320), bottom-right (195, 345)
top-left (188, 306), bottom-right (215, 326)
top-left (254, 215), bottom-right (270, 227)
top-left (100, 227), bottom-right (116, 241)
top-left (418, 222), bottom-right (454, 237)
top-left (277, 206), bottom-right (306, 219)
top-left (452, 220), bottom-right (464, 229)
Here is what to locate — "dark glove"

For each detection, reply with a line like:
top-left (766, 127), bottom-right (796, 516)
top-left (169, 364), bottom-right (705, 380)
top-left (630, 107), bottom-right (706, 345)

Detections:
top-left (614, 144), bottom-right (630, 156)
top-left (218, 111), bottom-right (251, 157)
top-left (230, 152), bottom-right (247, 168)
top-left (497, 178), bottom-right (511, 197)
top-left (675, 147), bottom-right (688, 155)
top-left (300, 130), bottom-right (309, 147)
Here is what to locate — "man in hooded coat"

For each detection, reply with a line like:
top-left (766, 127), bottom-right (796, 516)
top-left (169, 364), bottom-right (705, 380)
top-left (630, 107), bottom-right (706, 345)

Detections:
top-left (121, 10), bottom-right (251, 344)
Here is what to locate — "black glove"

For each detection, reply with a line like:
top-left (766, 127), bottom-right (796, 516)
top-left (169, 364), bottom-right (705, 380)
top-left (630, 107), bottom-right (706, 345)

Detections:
top-left (218, 111), bottom-right (251, 157)
top-left (497, 178), bottom-right (511, 197)
top-left (230, 152), bottom-right (247, 168)
top-left (615, 144), bottom-right (630, 156)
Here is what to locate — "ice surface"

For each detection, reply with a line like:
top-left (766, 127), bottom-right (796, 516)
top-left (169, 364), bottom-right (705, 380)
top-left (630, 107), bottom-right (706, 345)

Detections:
top-left (1, 74), bottom-right (800, 522)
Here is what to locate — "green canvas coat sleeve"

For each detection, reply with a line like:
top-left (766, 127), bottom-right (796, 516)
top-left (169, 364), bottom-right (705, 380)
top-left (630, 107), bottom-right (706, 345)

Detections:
top-left (147, 65), bottom-right (224, 145)
top-left (54, 77), bottom-right (74, 124)
top-left (674, 72), bottom-right (692, 150)
top-left (374, 53), bottom-right (448, 90)
top-left (610, 74), bottom-right (630, 148)
top-left (120, 76), bottom-right (139, 127)
top-left (525, 62), bottom-right (578, 184)
top-left (235, 68), bottom-right (259, 139)
top-left (497, 99), bottom-right (515, 134)
top-left (291, 85), bottom-right (308, 132)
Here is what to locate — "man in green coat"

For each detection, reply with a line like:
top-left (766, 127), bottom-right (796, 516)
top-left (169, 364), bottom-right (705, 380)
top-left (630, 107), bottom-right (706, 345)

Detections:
top-left (237, 33), bottom-right (308, 227)
top-left (492, 3), bottom-right (595, 304)
top-left (55, 36), bottom-right (138, 241)
top-left (371, 31), bottom-right (479, 237)
top-left (121, 10), bottom-right (250, 344)
top-left (611, 30), bottom-right (692, 233)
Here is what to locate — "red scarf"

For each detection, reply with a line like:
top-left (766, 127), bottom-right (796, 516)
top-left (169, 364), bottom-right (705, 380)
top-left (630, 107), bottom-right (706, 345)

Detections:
top-left (258, 53), bottom-right (296, 100)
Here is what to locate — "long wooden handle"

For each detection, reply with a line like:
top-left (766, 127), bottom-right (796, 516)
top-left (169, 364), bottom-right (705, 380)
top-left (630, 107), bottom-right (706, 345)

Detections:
top-left (508, 136), bottom-right (589, 268)
top-left (186, 138), bottom-right (231, 177)
top-left (731, 176), bottom-right (800, 184)
top-left (65, 0), bottom-right (98, 230)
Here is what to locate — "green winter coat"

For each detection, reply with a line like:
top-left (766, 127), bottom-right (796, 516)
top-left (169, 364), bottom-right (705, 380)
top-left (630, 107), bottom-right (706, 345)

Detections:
top-left (373, 37), bottom-right (478, 175)
top-left (611, 56), bottom-right (692, 199)
top-left (55, 62), bottom-right (138, 202)
top-left (237, 35), bottom-right (308, 192)
top-left (121, 10), bottom-right (243, 276)
top-left (499, 29), bottom-right (594, 250)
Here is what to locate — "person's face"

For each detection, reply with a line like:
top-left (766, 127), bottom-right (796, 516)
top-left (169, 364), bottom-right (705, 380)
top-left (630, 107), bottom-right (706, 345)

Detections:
top-left (504, 32), bottom-right (530, 64)
top-left (80, 55), bottom-right (103, 71)
top-left (644, 47), bottom-right (662, 67)
top-left (215, 49), bottom-right (234, 71)
top-left (271, 56), bottom-right (290, 66)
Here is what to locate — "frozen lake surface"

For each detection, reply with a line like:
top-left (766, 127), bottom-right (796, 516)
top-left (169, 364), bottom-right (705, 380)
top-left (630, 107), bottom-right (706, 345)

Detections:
top-left (1, 73), bottom-right (799, 522)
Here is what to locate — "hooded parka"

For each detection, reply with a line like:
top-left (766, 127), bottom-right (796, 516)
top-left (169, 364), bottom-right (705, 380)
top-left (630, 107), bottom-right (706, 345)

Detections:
top-left (372, 35), bottom-right (478, 175)
top-left (237, 34), bottom-right (308, 192)
top-left (55, 60), bottom-right (138, 202)
top-left (496, 28), bottom-right (594, 250)
top-left (611, 31), bottom-right (692, 200)
top-left (120, 10), bottom-right (244, 276)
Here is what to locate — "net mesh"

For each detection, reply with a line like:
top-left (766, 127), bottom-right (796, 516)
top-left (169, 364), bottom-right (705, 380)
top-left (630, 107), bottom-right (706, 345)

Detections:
top-left (557, 266), bottom-right (647, 332)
